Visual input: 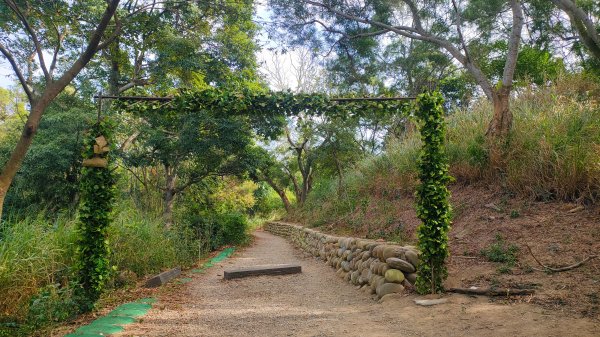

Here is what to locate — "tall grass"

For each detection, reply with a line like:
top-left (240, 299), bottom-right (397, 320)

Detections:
top-left (109, 203), bottom-right (198, 278)
top-left (296, 75), bottom-right (600, 229)
top-left (0, 202), bottom-right (198, 326)
top-left (0, 215), bottom-right (77, 320)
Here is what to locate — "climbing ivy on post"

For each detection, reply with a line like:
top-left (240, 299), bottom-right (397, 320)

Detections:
top-left (75, 119), bottom-right (116, 310)
top-left (414, 92), bottom-right (452, 294)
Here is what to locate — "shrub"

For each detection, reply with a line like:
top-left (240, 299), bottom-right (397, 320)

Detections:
top-left (480, 234), bottom-right (519, 265)
top-left (183, 210), bottom-right (249, 253)
top-left (27, 283), bottom-right (81, 328)
top-left (220, 212), bottom-right (249, 245)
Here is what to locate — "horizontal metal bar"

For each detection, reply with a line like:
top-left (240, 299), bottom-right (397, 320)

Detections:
top-left (93, 95), bottom-right (415, 102)
top-left (94, 95), bottom-right (173, 101)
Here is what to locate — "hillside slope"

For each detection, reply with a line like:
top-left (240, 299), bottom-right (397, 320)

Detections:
top-left (291, 183), bottom-right (600, 318)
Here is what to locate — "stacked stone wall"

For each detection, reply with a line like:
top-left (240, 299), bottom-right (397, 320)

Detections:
top-left (264, 222), bottom-right (420, 299)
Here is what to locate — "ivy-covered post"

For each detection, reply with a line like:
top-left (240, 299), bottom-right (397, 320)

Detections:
top-left (414, 91), bottom-right (452, 294)
top-left (75, 120), bottom-right (116, 310)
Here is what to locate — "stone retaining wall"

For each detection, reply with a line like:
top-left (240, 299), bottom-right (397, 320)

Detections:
top-left (264, 222), bottom-right (420, 299)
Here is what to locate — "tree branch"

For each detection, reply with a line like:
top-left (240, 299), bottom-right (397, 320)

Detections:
top-left (451, 0), bottom-right (472, 65)
top-left (302, 0), bottom-right (494, 99)
top-left (118, 78), bottom-right (150, 93)
top-left (551, 0), bottom-right (600, 60)
top-left (5, 0), bottom-right (50, 81)
top-left (0, 43), bottom-right (34, 103)
top-left (49, 28), bottom-right (65, 78)
top-left (526, 244), bottom-right (598, 273)
top-left (96, 11), bottom-right (122, 51)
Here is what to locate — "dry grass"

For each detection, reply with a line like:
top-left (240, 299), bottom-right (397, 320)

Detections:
top-left (294, 75), bottom-right (600, 231)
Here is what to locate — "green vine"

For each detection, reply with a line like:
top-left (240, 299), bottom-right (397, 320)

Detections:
top-left (117, 88), bottom-right (411, 139)
top-left (414, 92), bottom-right (453, 294)
top-left (75, 119), bottom-right (116, 310)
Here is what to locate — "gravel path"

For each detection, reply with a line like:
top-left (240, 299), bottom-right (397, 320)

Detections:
top-left (114, 230), bottom-right (599, 337)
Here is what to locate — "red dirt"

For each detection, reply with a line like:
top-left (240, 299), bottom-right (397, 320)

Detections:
top-left (310, 184), bottom-right (600, 319)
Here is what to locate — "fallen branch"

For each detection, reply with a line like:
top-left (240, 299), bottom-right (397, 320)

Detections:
top-left (526, 244), bottom-right (597, 273)
top-left (448, 287), bottom-right (534, 296)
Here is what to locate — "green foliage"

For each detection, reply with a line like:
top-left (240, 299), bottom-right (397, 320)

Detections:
top-left (413, 92), bottom-right (453, 295)
top-left (27, 283), bottom-right (81, 328)
top-left (118, 88), bottom-right (411, 138)
top-left (1, 94), bottom-right (95, 216)
top-left (477, 43), bottom-right (565, 86)
top-left (480, 234), bottom-right (519, 265)
top-left (75, 120), bottom-right (116, 310)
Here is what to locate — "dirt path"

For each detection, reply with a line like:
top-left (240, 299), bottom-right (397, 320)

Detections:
top-left (114, 231), bottom-right (599, 337)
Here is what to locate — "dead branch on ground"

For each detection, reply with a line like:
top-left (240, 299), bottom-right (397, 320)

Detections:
top-left (525, 244), bottom-right (597, 273)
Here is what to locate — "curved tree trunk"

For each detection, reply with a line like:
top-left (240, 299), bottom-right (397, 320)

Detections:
top-left (0, 98), bottom-right (53, 220)
top-left (264, 176), bottom-right (292, 213)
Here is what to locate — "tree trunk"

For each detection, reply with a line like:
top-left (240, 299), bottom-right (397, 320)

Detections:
top-left (485, 86), bottom-right (513, 168)
top-left (0, 96), bottom-right (55, 220)
top-left (487, 87), bottom-right (512, 139)
top-left (164, 166), bottom-right (177, 229)
top-left (264, 176), bottom-right (292, 213)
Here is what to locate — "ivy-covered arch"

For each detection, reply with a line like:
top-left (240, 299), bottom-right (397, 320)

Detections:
top-left (78, 89), bottom-right (450, 307)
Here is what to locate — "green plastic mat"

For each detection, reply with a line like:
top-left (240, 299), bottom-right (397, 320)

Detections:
top-left (63, 247), bottom-right (235, 336)
top-left (192, 247), bottom-right (236, 273)
top-left (64, 298), bottom-right (155, 337)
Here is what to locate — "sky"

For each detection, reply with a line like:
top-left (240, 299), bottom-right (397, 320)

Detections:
top-left (0, 62), bottom-right (14, 89)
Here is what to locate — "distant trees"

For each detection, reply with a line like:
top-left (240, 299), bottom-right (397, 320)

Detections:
top-left (122, 102), bottom-right (258, 227)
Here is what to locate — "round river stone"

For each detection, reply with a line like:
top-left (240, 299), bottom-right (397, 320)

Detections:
top-left (404, 250), bottom-right (419, 267)
top-left (386, 257), bottom-right (416, 273)
top-left (384, 269), bottom-right (405, 283)
top-left (376, 282), bottom-right (405, 297)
